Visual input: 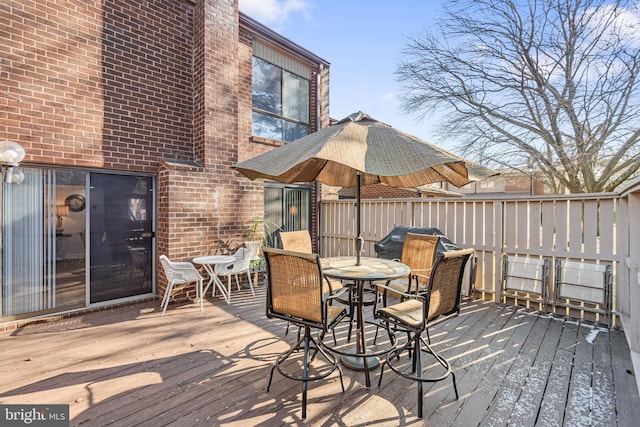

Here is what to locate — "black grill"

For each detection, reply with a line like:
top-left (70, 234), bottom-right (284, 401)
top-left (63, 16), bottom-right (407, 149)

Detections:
top-left (373, 226), bottom-right (460, 260)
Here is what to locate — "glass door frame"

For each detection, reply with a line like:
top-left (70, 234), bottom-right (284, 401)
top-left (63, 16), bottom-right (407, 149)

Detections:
top-left (0, 166), bottom-right (157, 321)
top-left (86, 170), bottom-right (157, 307)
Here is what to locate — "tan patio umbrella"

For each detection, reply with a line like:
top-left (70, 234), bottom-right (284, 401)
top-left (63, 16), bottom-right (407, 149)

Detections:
top-left (233, 111), bottom-right (496, 264)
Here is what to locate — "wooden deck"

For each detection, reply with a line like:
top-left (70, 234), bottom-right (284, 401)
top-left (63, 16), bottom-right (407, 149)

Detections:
top-left (1, 283), bottom-right (639, 426)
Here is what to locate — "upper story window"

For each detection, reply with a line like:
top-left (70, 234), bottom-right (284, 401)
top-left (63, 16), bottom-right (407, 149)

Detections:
top-left (252, 56), bottom-right (310, 142)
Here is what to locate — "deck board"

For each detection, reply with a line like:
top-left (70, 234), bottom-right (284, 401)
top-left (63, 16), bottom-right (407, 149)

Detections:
top-left (419, 301), bottom-right (511, 423)
top-left (565, 322), bottom-right (596, 426)
top-left (610, 329), bottom-right (639, 427)
top-left (447, 308), bottom-right (536, 425)
top-left (537, 318), bottom-right (580, 426)
top-left (510, 314), bottom-right (564, 426)
top-left (482, 314), bottom-right (552, 426)
top-left (1, 285), bottom-right (639, 426)
top-left (592, 326), bottom-right (616, 427)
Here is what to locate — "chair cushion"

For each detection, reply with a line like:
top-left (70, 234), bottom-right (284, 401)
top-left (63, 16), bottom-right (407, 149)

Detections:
top-left (327, 305), bottom-right (347, 327)
top-left (377, 298), bottom-right (423, 329)
top-left (382, 276), bottom-right (410, 298)
top-left (375, 274), bottom-right (429, 298)
top-left (324, 278), bottom-right (344, 294)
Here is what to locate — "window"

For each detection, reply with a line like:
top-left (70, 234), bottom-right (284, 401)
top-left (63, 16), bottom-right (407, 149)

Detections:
top-left (252, 56), bottom-right (310, 142)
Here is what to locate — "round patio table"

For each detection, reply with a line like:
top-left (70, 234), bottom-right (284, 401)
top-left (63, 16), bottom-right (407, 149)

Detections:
top-left (193, 255), bottom-right (236, 304)
top-left (321, 256), bottom-right (410, 388)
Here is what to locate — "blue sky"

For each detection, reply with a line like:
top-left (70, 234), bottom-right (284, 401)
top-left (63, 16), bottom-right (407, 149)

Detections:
top-left (238, 0), bottom-right (453, 149)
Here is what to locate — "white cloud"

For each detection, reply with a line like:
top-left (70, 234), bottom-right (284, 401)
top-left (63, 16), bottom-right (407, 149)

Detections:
top-left (372, 92), bottom-right (400, 118)
top-left (586, 1), bottom-right (640, 48)
top-left (239, 0), bottom-right (313, 31)
top-left (616, 2), bottom-right (640, 47)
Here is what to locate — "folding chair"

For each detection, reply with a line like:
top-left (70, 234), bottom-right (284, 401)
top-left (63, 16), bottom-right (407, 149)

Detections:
top-left (554, 260), bottom-right (612, 325)
top-left (502, 255), bottom-right (550, 311)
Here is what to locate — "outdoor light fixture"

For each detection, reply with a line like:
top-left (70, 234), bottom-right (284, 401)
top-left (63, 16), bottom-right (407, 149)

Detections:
top-left (0, 140), bottom-right (26, 184)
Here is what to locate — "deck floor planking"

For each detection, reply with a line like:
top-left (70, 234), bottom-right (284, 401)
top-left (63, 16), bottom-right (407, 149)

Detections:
top-left (1, 284), bottom-right (638, 426)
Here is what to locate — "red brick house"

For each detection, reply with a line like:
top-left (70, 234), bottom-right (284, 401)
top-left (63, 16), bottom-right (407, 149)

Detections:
top-left (0, 0), bottom-right (329, 323)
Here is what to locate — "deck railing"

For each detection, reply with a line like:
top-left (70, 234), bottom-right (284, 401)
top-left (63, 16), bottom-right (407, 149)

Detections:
top-left (320, 179), bottom-right (640, 355)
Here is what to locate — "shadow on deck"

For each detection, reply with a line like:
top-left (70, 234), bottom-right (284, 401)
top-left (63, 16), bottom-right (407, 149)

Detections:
top-left (0, 283), bottom-right (638, 426)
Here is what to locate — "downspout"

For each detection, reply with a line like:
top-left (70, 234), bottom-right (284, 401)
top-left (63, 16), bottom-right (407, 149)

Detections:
top-left (315, 63), bottom-right (323, 255)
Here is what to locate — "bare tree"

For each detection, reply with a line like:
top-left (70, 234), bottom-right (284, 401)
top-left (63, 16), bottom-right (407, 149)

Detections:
top-left (397, 0), bottom-right (640, 193)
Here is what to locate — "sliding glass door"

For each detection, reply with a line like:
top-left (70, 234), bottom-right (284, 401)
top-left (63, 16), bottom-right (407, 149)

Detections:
top-left (1, 168), bottom-right (87, 317)
top-left (1, 168), bottom-right (155, 320)
top-left (89, 173), bottom-right (153, 303)
top-left (264, 183), bottom-right (311, 248)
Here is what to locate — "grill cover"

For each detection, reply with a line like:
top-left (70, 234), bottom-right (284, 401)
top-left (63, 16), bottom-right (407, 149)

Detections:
top-left (373, 226), bottom-right (459, 260)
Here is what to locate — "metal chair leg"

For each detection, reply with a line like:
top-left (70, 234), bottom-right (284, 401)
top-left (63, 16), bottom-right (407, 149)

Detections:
top-left (267, 325), bottom-right (344, 420)
top-left (381, 330), bottom-right (458, 419)
top-left (415, 337), bottom-right (423, 418)
top-left (301, 328), bottom-right (310, 419)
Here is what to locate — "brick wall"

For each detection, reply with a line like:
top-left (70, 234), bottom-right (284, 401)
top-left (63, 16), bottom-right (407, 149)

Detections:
top-left (339, 184), bottom-right (419, 199)
top-left (156, 0), bottom-right (266, 300)
top-left (188, 0), bottom-right (266, 255)
top-left (1, 0), bottom-right (194, 172)
top-left (158, 160), bottom-right (219, 303)
top-left (3, 0), bottom-right (331, 310)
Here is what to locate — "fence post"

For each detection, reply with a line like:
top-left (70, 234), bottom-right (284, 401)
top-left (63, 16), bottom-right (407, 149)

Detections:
top-left (406, 199), bottom-right (413, 227)
top-left (619, 185), bottom-right (640, 353)
top-left (495, 199), bottom-right (504, 303)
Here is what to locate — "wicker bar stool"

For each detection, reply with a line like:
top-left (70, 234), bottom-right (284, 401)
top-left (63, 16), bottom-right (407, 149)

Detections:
top-left (378, 233), bottom-right (440, 296)
top-left (279, 230), bottom-right (346, 336)
top-left (374, 248), bottom-right (474, 418)
top-left (263, 247), bottom-right (348, 419)
top-left (279, 230), bottom-right (344, 294)
top-left (373, 233), bottom-right (440, 345)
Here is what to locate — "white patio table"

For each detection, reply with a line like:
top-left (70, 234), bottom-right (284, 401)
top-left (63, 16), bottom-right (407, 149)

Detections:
top-left (193, 255), bottom-right (236, 304)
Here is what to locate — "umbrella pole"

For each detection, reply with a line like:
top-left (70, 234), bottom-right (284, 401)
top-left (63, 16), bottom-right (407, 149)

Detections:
top-left (356, 172), bottom-right (363, 265)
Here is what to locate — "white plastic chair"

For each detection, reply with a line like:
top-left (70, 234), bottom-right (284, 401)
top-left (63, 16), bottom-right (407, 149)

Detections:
top-left (159, 255), bottom-right (205, 315)
top-left (214, 247), bottom-right (255, 301)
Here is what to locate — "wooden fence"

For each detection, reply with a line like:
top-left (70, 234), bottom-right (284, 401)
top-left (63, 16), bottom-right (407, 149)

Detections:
top-left (616, 179), bottom-right (640, 356)
top-left (320, 193), bottom-right (620, 325)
